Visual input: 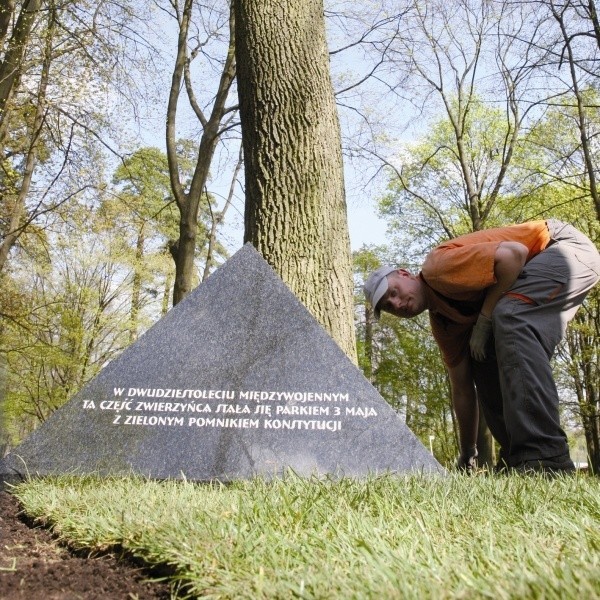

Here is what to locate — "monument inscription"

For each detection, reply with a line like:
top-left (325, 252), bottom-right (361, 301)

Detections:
top-left (87, 387), bottom-right (367, 431)
top-left (0, 244), bottom-right (443, 487)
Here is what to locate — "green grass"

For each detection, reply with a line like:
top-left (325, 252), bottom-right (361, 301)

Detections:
top-left (11, 473), bottom-right (600, 599)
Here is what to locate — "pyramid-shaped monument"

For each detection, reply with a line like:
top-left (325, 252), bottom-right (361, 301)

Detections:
top-left (1, 244), bottom-right (443, 486)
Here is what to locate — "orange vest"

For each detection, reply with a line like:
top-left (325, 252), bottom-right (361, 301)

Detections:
top-left (421, 221), bottom-right (551, 367)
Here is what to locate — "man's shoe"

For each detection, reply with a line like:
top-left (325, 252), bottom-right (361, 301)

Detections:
top-left (513, 453), bottom-right (575, 476)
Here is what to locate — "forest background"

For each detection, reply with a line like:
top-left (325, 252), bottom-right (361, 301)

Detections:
top-left (1, 0), bottom-right (599, 471)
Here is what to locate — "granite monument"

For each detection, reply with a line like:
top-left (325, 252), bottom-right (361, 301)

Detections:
top-left (0, 244), bottom-right (443, 487)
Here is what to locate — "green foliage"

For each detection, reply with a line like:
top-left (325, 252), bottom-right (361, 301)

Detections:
top-left (375, 313), bottom-right (456, 463)
top-left (13, 474), bottom-right (600, 599)
top-left (1, 228), bottom-right (132, 442)
top-left (103, 146), bottom-right (179, 330)
top-left (353, 246), bottom-right (457, 464)
top-left (0, 141), bottom-right (235, 445)
top-left (373, 84), bottom-right (600, 467)
top-left (513, 87), bottom-right (600, 221)
top-left (107, 146), bottom-right (178, 240)
top-left (380, 97), bottom-right (524, 251)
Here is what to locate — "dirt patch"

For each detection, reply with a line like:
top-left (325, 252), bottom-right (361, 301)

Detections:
top-left (0, 491), bottom-right (173, 599)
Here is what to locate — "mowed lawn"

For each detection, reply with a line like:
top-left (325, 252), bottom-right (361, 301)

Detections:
top-left (11, 472), bottom-right (600, 599)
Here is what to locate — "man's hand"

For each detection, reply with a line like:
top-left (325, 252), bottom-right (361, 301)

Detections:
top-left (470, 314), bottom-right (492, 361)
top-left (456, 445), bottom-right (478, 473)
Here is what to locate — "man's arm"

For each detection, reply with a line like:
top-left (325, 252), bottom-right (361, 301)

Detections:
top-left (447, 356), bottom-right (478, 455)
top-left (470, 242), bottom-right (529, 361)
top-left (480, 241), bottom-right (529, 317)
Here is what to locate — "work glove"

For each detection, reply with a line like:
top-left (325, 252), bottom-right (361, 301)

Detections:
top-left (456, 445), bottom-right (478, 474)
top-left (470, 314), bottom-right (493, 361)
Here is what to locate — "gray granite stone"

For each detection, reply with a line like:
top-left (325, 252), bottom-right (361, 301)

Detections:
top-left (0, 244), bottom-right (443, 487)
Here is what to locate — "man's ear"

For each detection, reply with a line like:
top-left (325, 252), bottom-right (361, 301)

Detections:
top-left (397, 268), bottom-right (411, 277)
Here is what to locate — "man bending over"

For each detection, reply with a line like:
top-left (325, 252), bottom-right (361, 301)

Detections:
top-left (364, 220), bottom-right (600, 474)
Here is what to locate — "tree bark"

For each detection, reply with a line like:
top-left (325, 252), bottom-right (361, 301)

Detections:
top-left (166, 0), bottom-right (237, 306)
top-left (566, 299), bottom-right (600, 474)
top-left (235, 0), bottom-right (357, 362)
top-left (551, 1), bottom-right (600, 221)
top-left (129, 226), bottom-right (145, 343)
top-left (364, 305), bottom-right (374, 381)
top-left (0, 0), bottom-right (42, 129)
top-left (0, 0), bottom-right (50, 274)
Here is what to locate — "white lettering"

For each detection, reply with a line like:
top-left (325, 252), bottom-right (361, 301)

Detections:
top-left (275, 405), bottom-right (329, 416)
top-left (122, 388), bottom-right (236, 400)
top-left (187, 417), bottom-right (260, 428)
top-left (123, 415), bottom-right (184, 426)
top-left (216, 404), bottom-right (251, 414)
top-left (239, 391), bottom-right (350, 403)
top-left (263, 419), bottom-right (341, 432)
top-left (346, 407), bottom-right (377, 418)
top-left (100, 400), bottom-right (132, 411)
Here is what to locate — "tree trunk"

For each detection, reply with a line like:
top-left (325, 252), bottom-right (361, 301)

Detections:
top-left (202, 146), bottom-right (242, 283)
top-left (0, 352), bottom-right (8, 457)
top-left (165, 0), bottom-right (236, 306)
top-left (0, 0), bottom-right (16, 54)
top-left (129, 226), bottom-right (145, 343)
top-left (172, 211), bottom-right (198, 305)
top-left (566, 301), bottom-right (600, 474)
top-left (162, 269), bottom-right (172, 317)
top-left (364, 304), bottom-right (374, 381)
top-left (0, 0), bottom-right (42, 128)
top-left (0, 0), bottom-right (51, 274)
top-left (551, 3), bottom-right (600, 221)
top-left (586, 0), bottom-right (600, 53)
top-left (234, 0), bottom-right (357, 362)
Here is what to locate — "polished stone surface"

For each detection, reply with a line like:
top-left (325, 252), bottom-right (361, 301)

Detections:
top-left (1, 244), bottom-right (443, 487)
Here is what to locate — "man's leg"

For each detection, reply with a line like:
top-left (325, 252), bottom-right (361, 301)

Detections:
top-left (472, 353), bottom-right (510, 467)
top-left (492, 222), bottom-right (600, 469)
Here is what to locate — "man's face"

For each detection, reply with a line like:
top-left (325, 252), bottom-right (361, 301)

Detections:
top-left (378, 269), bottom-right (427, 319)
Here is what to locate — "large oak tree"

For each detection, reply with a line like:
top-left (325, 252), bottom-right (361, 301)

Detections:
top-left (234, 0), bottom-right (357, 361)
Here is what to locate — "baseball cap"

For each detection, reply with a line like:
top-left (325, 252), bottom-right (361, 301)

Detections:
top-left (363, 266), bottom-right (397, 319)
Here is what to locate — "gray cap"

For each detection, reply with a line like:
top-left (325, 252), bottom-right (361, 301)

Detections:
top-left (363, 266), bottom-right (397, 319)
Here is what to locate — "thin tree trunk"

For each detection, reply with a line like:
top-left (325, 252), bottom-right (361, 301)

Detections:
top-left (0, 353), bottom-right (8, 457)
top-left (0, 1), bottom-right (51, 273)
top-left (0, 0), bottom-right (42, 127)
top-left (364, 305), bottom-right (374, 381)
top-left (201, 145), bottom-right (242, 282)
top-left (0, 0), bottom-right (16, 51)
top-left (552, 1), bottom-right (600, 220)
top-left (129, 227), bottom-right (145, 343)
top-left (566, 304), bottom-right (600, 474)
top-left (166, 0), bottom-right (236, 305)
top-left (587, 0), bottom-right (600, 53)
top-left (162, 270), bottom-right (173, 316)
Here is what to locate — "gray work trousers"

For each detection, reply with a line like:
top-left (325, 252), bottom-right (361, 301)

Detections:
top-left (472, 220), bottom-right (600, 466)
